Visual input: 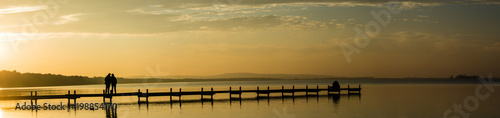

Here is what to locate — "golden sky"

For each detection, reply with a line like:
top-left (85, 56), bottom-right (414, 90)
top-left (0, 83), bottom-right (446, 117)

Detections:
top-left (0, 0), bottom-right (499, 78)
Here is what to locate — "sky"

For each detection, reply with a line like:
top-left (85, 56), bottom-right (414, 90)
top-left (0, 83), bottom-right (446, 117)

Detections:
top-left (0, 0), bottom-right (499, 78)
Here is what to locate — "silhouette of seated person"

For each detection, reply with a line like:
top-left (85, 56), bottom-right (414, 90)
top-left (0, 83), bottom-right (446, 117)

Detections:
top-left (330, 81), bottom-right (341, 92)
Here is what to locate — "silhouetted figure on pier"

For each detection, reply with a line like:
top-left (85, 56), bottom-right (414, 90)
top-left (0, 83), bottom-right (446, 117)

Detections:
top-left (332, 81), bottom-right (340, 91)
top-left (105, 73), bottom-right (111, 94)
top-left (111, 74), bottom-right (117, 94)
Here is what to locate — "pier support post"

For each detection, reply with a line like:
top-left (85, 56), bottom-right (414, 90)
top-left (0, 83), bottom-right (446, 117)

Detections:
top-left (306, 85), bottom-right (309, 100)
top-left (317, 85), bottom-right (320, 101)
top-left (317, 85), bottom-right (319, 95)
top-left (35, 91), bottom-right (38, 106)
top-left (146, 89), bottom-right (149, 104)
top-left (348, 85), bottom-right (350, 94)
top-left (239, 86), bottom-right (242, 100)
top-left (257, 86), bottom-right (259, 99)
top-left (170, 88), bottom-right (172, 103)
top-left (327, 85), bottom-right (330, 94)
top-left (69, 90), bottom-right (72, 109)
top-left (179, 88), bottom-right (182, 103)
top-left (69, 91), bottom-right (72, 106)
top-left (306, 85), bottom-right (308, 96)
top-left (137, 89), bottom-right (141, 104)
top-left (359, 84), bottom-right (361, 93)
top-left (201, 87), bottom-right (204, 100)
top-left (267, 86), bottom-right (270, 99)
top-left (281, 86), bottom-right (284, 97)
top-left (292, 85), bottom-right (295, 102)
top-left (229, 86), bottom-right (232, 99)
top-left (102, 90), bottom-right (105, 103)
top-left (73, 90), bottom-right (76, 104)
top-left (31, 91), bottom-right (33, 106)
top-left (210, 87), bottom-right (214, 101)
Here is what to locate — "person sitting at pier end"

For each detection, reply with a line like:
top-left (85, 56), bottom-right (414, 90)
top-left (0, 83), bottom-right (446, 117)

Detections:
top-left (332, 81), bottom-right (340, 91)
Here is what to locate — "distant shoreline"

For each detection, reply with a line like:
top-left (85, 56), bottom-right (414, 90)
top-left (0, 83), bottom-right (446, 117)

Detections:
top-left (1, 70), bottom-right (497, 88)
top-left (1, 77), bottom-right (498, 89)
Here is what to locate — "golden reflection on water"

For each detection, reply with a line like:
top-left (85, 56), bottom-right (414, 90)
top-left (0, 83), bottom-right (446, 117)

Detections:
top-left (0, 84), bottom-right (499, 118)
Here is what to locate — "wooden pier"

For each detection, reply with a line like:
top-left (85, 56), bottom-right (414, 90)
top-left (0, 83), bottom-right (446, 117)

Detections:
top-left (0, 85), bottom-right (361, 105)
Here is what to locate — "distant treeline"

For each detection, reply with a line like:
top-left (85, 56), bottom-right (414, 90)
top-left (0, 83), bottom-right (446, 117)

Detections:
top-left (5, 70), bottom-right (489, 88)
top-left (0, 70), bottom-right (289, 88)
top-left (0, 70), bottom-right (185, 87)
top-left (451, 75), bottom-right (480, 79)
top-left (0, 70), bottom-right (104, 87)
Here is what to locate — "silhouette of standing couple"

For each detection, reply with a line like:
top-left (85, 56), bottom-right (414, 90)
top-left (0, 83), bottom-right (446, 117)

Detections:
top-left (105, 73), bottom-right (117, 94)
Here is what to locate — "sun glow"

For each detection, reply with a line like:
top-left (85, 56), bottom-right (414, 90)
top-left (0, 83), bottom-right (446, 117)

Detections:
top-left (0, 32), bottom-right (13, 59)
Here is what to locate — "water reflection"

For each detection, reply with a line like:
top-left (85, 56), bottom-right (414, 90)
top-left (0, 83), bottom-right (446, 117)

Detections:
top-left (9, 93), bottom-right (360, 118)
top-left (7, 84), bottom-right (500, 117)
top-left (134, 94), bottom-right (360, 107)
top-left (328, 93), bottom-right (361, 109)
top-left (105, 105), bottom-right (117, 118)
top-left (84, 93), bottom-right (361, 117)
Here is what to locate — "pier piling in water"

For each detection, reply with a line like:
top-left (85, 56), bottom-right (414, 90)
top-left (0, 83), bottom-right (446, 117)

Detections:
top-left (170, 88), bottom-right (172, 103)
top-left (179, 88), bottom-right (182, 103)
top-left (211, 87), bottom-right (214, 101)
top-left (306, 85), bottom-right (308, 96)
top-left (267, 86), bottom-right (270, 99)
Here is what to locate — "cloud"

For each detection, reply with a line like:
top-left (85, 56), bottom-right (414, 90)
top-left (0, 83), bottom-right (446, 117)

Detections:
top-left (39, 13), bottom-right (349, 33)
top-left (417, 15), bottom-right (429, 18)
top-left (452, 0), bottom-right (500, 5)
top-left (168, 15), bottom-right (354, 31)
top-left (128, 5), bottom-right (181, 15)
top-left (54, 14), bottom-right (82, 25)
top-left (0, 6), bottom-right (45, 14)
top-left (394, 18), bottom-right (439, 23)
top-left (126, 0), bottom-right (500, 13)
top-left (367, 31), bottom-right (500, 55)
top-left (135, 0), bottom-right (500, 7)
top-left (1, 0), bottom-right (496, 34)
top-left (125, 0), bottom-right (447, 23)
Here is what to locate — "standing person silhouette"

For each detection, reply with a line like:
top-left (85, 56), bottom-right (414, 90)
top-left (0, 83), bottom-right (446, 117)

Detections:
top-left (111, 73), bottom-right (117, 94)
top-left (105, 73), bottom-right (111, 94)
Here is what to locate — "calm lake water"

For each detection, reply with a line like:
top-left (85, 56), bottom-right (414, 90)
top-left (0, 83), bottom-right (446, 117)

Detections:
top-left (0, 80), bottom-right (499, 118)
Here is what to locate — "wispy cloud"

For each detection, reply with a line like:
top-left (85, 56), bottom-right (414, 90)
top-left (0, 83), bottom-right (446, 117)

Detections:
top-left (0, 6), bottom-right (45, 14)
top-left (394, 18), bottom-right (439, 23)
top-left (54, 14), bottom-right (83, 25)
top-left (417, 15), bottom-right (429, 18)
